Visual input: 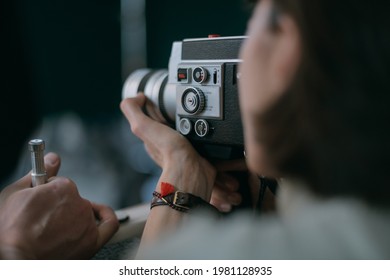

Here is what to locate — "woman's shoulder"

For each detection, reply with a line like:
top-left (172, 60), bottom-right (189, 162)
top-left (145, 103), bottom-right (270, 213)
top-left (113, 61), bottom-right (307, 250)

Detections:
top-left (140, 189), bottom-right (390, 259)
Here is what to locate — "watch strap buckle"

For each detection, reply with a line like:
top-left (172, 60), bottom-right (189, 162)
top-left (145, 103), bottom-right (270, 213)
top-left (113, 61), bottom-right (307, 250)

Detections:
top-left (173, 191), bottom-right (190, 210)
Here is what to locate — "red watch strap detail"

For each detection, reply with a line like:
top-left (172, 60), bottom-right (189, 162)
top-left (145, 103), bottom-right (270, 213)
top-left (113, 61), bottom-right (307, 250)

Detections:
top-left (160, 182), bottom-right (175, 197)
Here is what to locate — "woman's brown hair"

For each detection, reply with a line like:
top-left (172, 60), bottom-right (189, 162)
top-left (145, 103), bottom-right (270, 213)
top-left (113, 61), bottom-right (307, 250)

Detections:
top-left (254, 0), bottom-right (390, 206)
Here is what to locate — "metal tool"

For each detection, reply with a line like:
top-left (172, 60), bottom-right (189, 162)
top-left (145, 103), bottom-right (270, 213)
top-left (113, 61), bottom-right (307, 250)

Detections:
top-left (28, 139), bottom-right (47, 187)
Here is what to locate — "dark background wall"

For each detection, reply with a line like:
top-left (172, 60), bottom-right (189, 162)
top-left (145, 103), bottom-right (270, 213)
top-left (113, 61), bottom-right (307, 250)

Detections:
top-left (1, 1), bottom-right (39, 182)
top-left (145, 0), bottom-right (251, 68)
top-left (20, 0), bottom-right (122, 120)
top-left (1, 0), bottom-right (121, 184)
top-left (3, 0), bottom-right (251, 120)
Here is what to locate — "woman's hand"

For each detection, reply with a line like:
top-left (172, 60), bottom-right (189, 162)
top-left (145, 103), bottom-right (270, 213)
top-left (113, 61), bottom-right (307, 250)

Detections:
top-left (210, 159), bottom-right (247, 212)
top-left (121, 94), bottom-right (216, 201)
top-left (122, 94), bottom-right (219, 253)
top-left (0, 153), bottom-right (119, 259)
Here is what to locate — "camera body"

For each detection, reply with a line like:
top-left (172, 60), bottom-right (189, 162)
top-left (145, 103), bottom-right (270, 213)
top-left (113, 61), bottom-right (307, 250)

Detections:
top-left (123, 36), bottom-right (246, 159)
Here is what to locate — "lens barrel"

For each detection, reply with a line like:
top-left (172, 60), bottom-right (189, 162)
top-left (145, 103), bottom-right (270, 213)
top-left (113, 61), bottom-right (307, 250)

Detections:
top-left (122, 69), bottom-right (176, 124)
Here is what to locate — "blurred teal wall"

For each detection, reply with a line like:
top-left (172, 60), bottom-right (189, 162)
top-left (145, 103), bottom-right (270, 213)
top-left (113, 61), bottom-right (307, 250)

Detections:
top-left (145, 0), bottom-right (251, 68)
top-left (15, 0), bottom-right (122, 120)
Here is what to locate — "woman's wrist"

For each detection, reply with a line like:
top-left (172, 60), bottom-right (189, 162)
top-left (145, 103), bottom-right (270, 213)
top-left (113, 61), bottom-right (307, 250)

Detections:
top-left (157, 156), bottom-right (216, 202)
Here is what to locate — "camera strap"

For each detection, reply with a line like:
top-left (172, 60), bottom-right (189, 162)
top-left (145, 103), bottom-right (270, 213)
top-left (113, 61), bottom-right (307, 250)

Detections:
top-left (256, 176), bottom-right (278, 214)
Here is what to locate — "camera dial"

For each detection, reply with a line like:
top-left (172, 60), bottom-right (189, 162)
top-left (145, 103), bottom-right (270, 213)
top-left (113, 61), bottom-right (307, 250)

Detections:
top-left (181, 87), bottom-right (205, 115)
top-left (193, 67), bottom-right (208, 83)
top-left (194, 119), bottom-right (209, 137)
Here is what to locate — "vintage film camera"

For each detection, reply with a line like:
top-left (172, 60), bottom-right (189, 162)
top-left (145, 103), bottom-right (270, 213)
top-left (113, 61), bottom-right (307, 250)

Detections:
top-left (122, 36), bottom-right (246, 160)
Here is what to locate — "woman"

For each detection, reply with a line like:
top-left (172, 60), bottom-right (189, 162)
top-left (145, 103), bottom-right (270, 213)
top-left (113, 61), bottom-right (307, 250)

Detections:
top-left (121, 0), bottom-right (390, 259)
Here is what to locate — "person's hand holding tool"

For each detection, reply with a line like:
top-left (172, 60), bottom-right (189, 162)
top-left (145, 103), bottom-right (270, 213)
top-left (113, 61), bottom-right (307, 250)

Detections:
top-left (0, 140), bottom-right (119, 259)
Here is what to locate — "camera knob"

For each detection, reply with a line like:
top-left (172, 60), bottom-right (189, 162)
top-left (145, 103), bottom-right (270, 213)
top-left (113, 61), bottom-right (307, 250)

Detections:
top-left (178, 118), bottom-right (192, 135)
top-left (181, 87), bottom-right (205, 115)
top-left (193, 67), bottom-right (208, 84)
top-left (194, 119), bottom-right (209, 137)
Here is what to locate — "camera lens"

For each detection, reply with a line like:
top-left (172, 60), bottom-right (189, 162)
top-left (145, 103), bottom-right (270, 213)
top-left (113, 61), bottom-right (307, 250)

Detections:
top-left (122, 69), bottom-right (176, 124)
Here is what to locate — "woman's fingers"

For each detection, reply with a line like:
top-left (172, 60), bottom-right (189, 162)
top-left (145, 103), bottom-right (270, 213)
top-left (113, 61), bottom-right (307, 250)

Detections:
top-left (121, 94), bottom-right (195, 168)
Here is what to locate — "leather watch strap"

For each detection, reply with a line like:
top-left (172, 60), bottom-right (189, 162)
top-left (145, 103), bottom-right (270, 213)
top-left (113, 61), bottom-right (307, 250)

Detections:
top-left (151, 191), bottom-right (220, 215)
top-left (150, 196), bottom-right (168, 209)
top-left (150, 194), bottom-right (188, 212)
